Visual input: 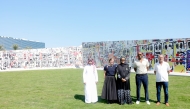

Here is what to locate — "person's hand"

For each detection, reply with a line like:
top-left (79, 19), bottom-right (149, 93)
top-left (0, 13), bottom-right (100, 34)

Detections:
top-left (95, 81), bottom-right (98, 84)
top-left (122, 78), bottom-right (126, 82)
top-left (84, 82), bottom-right (86, 85)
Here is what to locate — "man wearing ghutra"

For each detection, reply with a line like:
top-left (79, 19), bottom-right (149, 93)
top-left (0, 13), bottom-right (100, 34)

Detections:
top-left (83, 58), bottom-right (98, 103)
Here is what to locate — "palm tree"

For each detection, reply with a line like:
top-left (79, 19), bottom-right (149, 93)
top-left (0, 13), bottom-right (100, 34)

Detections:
top-left (0, 45), bottom-right (4, 51)
top-left (13, 44), bottom-right (19, 50)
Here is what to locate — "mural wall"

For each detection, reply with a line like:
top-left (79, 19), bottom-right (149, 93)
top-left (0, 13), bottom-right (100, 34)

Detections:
top-left (0, 47), bottom-right (83, 70)
top-left (82, 38), bottom-right (190, 73)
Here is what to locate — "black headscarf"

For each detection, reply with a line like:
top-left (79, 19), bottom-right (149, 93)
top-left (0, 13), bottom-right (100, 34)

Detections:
top-left (120, 56), bottom-right (126, 66)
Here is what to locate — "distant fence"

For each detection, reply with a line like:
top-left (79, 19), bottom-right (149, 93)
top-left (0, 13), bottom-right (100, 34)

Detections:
top-left (0, 47), bottom-right (82, 70)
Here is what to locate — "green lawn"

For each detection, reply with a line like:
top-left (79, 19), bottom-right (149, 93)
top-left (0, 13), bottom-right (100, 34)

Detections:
top-left (0, 69), bottom-right (189, 109)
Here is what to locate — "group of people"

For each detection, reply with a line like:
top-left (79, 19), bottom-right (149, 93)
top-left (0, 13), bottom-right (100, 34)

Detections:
top-left (83, 52), bottom-right (170, 106)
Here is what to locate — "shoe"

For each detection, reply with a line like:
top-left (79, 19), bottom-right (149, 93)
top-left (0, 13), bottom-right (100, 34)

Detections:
top-left (166, 103), bottom-right (170, 106)
top-left (107, 100), bottom-right (110, 104)
top-left (128, 102), bottom-right (134, 105)
top-left (107, 100), bottom-right (113, 104)
top-left (136, 101), bottom-right (140, 104)
top-left (146, 101), bottom-right (150, 105)
top-left (156, 102), bottom-right (160, 106)
top-left (119, 103), bottom-right (124, 105)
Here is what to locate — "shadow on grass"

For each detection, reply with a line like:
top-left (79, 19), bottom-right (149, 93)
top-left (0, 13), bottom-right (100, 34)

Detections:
top-left (74, 94), bottom-right (106, 103)
top-left (74, 94), bottom-right (157, 104)
top-left (131, 96), bottom-right (157, 103)
top-left (74, 94), bottom-right (85, 103)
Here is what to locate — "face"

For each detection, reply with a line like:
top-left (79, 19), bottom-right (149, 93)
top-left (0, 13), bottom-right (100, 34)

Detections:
top-left (109, 59), bottom-right (114, 65)
top-left (159, 55), bottom-right (164, 63)
top-left (88, 59), bottom-right (93, 65)
top-left (138, 52), bottom-right (143, 59)
top-left (120, 58), bottom-right (126, 63)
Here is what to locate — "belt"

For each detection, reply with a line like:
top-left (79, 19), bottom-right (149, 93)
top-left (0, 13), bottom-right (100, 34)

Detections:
top-left (136, 73), bottom-right (147, 76)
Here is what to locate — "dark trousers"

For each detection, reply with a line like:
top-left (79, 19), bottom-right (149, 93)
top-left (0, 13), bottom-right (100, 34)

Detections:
top-left (156, 82), bottom-right (169, 103)
top-left (135, 74), bottom-right (149, 101)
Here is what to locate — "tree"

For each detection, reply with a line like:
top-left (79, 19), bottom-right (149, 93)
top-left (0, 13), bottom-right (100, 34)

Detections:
top-left (13, 44), bottom-right (19, 50)
top-left (25, 46), bottom-right (32, 49)
top-left (0, 45), bottom-right (4, 51)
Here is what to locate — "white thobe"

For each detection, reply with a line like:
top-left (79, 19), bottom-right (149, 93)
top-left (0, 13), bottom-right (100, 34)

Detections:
top-left (83, 65), bottom-right (98, 103)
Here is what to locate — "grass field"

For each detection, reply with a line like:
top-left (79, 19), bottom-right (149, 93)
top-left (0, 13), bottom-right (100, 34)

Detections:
top-left (0, 69), bottom-right (189, 109)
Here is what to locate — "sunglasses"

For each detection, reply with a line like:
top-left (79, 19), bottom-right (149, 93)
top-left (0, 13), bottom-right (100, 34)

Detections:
top-left (138, 54), bottom-right (142, 55)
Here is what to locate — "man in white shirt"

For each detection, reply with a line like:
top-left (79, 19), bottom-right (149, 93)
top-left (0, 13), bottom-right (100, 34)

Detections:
top-left (133, 52), bottom-right (150, 105)
top-left (154, 54), bottom-right (170, 106)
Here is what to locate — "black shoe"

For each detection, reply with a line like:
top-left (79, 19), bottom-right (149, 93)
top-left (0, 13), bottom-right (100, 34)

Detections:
top-left (110, 100), bottom-right (113, 104)
top-left (107, 100), bottom-right (111, 104)
top-left (128, 102), bottom-right (134, 105)
top-left (120, 102), bottom-right (125, 105)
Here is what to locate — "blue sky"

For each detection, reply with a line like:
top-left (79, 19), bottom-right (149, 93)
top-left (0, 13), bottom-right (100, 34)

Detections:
top-left (0, 0), bottom-right (190, 48)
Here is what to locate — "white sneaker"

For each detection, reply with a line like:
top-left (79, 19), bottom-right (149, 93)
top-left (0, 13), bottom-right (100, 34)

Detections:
top-left (146, 101), bottom-right (150, 105)
top-left (136, 101), bottom-right (140, 104)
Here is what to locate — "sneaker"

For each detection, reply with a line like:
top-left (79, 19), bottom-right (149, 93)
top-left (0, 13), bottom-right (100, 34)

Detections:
top-left (136, 101), bottom-right (140, 104)
top-left (146, 101), bottom-right (150, 105)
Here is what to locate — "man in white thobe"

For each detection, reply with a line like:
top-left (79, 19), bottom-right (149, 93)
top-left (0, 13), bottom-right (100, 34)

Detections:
top-left (83, 58), bottom-right (98, 103)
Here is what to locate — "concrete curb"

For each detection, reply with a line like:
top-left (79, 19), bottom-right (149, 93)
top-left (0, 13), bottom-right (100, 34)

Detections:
top-left (0, 67), bottom-right (190, 76)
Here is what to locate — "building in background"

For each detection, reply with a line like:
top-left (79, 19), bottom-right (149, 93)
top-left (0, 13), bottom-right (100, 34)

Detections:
top-left (0, 36), bottom-right (45, 50)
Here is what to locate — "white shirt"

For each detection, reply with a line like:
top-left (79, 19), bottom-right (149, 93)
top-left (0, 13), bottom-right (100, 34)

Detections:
top-left (154, 61), bottom-right (170, 82)
top-left (133, 58), bottom-right (149, 74)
